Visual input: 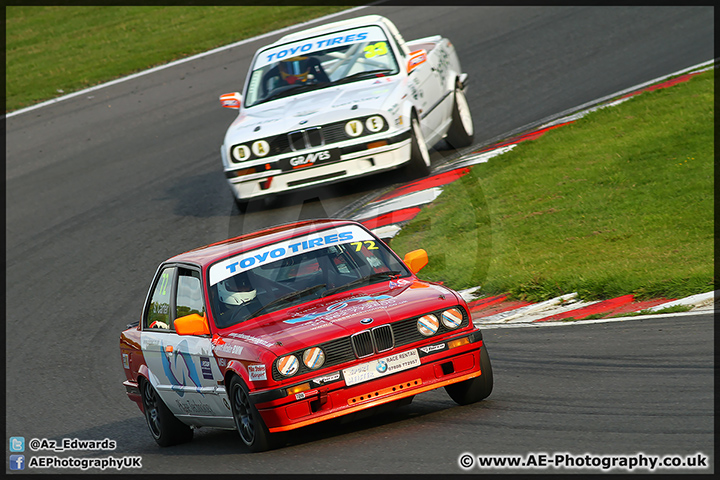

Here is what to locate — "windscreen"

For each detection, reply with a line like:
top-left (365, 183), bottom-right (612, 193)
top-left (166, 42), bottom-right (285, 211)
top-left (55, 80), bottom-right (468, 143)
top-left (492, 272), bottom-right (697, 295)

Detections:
top-left (244, 25), bottom-right (400, 107)
top-left (208, 225), bottom-right (410, 329)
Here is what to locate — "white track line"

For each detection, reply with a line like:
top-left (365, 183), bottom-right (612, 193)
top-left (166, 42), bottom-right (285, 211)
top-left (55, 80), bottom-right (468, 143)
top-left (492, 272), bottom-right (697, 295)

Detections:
top-left (5, 5), bottom-right (369, 119)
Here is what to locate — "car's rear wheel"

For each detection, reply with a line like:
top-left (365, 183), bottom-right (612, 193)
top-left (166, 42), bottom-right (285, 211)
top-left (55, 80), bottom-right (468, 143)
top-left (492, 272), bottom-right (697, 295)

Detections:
top-left (405, 113), bottom-right (431, 178)
top-left (445, 82), bottom-right (474, 149)
top-left (140, 378), bottom-right (193, 447)
top-left (229, 376), bottom-right (283, 452)
top-left (445, 344), bottom-right (493, 405)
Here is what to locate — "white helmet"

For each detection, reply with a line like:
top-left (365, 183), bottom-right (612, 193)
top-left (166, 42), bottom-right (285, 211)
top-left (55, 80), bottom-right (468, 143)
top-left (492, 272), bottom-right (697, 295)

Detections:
top-left (218, 277), bottom-right (257, 305)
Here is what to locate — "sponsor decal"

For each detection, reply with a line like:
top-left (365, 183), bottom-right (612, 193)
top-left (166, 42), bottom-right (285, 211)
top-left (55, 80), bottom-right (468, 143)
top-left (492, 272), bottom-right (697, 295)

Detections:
top-left (284, 294), bottom-right (392, 324)
top-left (175, 399), bottom-right (214, 415)
top-left (255, 27), bottom-right (387, 69)
top-left (227, 332), bottom-right (274, 348)
top-left (248, 364), bottom-right (267, 381)
top-left (332, 94), bottom-right (384, 108)
top-left (419, 343), bottom-right (446, 354)
top-left (280, 150), bottom-right (340, 170)
top-left (218, 357), bottom-right (227, 367)
top-left (210, 225), bottom-right (374, 285)
top-left (312, 372), bottom-right (341, 385)
top-left (216, 343), bottom-right (244, 355)
top-left (343, 349), bottom-right (421, 386)
top-left (200, 356), bottom-right (213, 380)
top-left (122, 353), bottom-right (130, 369)
top-left (389, 278), bottom-right (411, 289)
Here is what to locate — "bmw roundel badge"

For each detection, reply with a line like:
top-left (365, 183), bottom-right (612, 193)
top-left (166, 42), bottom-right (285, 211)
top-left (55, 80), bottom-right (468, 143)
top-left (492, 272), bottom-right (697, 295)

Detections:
top-left (360, 318), bottom-right (373, 325)
top-left (376, 360), bottom-right (388, 373)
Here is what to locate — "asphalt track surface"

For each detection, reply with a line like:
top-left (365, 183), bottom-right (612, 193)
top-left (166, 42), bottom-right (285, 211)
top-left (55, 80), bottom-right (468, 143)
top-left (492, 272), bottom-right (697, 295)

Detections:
top-left (5, 5), bottom-right (714, 475)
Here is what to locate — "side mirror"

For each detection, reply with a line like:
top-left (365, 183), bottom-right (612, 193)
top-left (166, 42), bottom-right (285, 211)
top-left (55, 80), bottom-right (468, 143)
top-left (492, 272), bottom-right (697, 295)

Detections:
top-left (407, 49), bottom-right (427, 75)
top-left (403, 249), bottom-right (428, 274)
top-left (220, 92), bottom-right (242, 109)
top-left (174, 313), bottom-right (210, 336)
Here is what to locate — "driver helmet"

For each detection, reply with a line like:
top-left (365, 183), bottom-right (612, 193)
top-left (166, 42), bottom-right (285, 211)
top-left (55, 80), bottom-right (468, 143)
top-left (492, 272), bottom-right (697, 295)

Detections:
top-left (279, 56), bottom-right (312, 84)
top-left (218, 275), bottom-right (257, 305)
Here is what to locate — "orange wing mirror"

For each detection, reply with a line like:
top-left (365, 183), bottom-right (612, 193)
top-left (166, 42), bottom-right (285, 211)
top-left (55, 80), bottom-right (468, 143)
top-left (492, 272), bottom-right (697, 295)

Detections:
top-left (407, 49), bottom-right (427, 74)
top-left (174, 313), bottom-right (211, 336)
top-left (403, 249), bottom-right (429, 274)
top-left (220, 92), bottom-right (242, 109)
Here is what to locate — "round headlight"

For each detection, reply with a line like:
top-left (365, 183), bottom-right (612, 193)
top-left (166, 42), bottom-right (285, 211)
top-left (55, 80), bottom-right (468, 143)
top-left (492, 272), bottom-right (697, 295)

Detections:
top-left (232, 144), bottom-right (251, 162)
top-left (277, 355), bottom-right (299, 377)
top-left (365, 115), bottom-right (384, 133)
top-left (345, 119), bottom-right (364, 137)
top-left (417, 314), bottom-right (439, 336)
top-left (441, 308), bottom-right (463, 329)
top-left (251, 140), bottom-right (270, 157)
top-left (303, 347), bottom-right (325, 369)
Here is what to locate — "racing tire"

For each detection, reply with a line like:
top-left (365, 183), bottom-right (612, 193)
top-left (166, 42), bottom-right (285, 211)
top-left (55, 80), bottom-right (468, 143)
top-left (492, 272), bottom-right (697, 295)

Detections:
top-left (445, 345), bottom-right (493, 406)
top-left (445, 83), bottom-right (474, 149)
top-left (229, 376), bottom-right (283, 452)
top-left (140, 378), bottom-right (194, 447)
top-left (234, 196), bottom-right (249, 214)
top-left (405, 113), bottom-right (431, 178)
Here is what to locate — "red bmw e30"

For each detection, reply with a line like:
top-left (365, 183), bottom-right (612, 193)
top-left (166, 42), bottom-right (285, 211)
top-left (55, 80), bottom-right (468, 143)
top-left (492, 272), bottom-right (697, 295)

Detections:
top-left (119, 219), bottom-right (492, 451)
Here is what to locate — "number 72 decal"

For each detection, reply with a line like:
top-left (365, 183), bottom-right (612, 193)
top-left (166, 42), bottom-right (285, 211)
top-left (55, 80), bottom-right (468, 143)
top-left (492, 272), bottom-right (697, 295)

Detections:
top-left (350, 241), bottom-right (378, 251)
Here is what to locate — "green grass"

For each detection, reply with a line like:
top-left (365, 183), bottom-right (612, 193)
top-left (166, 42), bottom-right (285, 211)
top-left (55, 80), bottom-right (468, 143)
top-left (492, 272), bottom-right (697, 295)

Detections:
top-left (5, 5), bottom-right (353, 112)
top-left (391, 69), bottom-right (714, 302)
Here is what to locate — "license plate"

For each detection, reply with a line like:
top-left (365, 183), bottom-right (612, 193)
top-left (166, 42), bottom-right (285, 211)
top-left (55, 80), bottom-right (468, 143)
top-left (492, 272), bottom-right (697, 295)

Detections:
top-left (279, 149), bottom-right (340, 171)
top-left (343, 349), bottom-right (421, 386)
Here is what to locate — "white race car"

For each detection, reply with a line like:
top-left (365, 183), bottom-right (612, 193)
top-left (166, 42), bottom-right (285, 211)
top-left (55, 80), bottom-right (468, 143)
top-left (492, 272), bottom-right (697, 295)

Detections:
top-left (219, 14), bottom-right (474, 209)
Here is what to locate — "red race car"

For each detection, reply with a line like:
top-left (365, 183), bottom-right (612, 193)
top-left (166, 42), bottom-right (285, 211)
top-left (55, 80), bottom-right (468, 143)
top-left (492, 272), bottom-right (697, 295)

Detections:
top-left (120, 219), bottom-right (492, 451)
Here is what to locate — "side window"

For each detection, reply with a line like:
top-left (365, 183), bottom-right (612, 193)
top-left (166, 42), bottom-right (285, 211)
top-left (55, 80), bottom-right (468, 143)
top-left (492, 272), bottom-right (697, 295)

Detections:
top-left (176, 268), bottom-right (205, 319)
top-left (146, 267), bottom-right (176, 330)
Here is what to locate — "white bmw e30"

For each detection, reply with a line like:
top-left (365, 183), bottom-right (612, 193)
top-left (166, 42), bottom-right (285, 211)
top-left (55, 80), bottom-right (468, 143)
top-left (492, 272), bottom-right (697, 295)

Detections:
top-left (219, 14), bottom-right (474, 209)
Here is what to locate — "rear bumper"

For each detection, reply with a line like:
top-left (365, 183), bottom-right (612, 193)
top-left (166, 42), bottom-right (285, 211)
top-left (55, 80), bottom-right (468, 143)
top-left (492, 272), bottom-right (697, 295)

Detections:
top-left (123, 380), bottom-right (143, 412)
top-left (254, 336), bottom-right (485, 433)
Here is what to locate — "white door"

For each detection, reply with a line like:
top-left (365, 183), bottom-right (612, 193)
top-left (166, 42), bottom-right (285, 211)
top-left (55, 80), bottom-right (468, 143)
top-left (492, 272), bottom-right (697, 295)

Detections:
top-left (140, 266), bottom-right (231, 422)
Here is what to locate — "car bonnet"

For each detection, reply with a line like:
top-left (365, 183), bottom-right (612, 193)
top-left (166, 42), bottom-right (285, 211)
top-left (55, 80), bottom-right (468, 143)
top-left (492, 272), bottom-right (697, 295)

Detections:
top-left (226, 80), bottom-right (401, 139)
top-left (221, 279), bottom-right (461, 356)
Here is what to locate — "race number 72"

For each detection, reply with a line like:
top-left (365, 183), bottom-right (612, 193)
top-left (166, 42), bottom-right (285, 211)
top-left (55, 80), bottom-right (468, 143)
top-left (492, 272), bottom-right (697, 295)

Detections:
top-left (350, 241), bottom-right (378, 251)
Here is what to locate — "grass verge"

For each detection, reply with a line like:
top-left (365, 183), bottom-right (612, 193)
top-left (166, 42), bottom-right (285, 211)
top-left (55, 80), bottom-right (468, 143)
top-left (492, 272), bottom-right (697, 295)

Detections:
top-left (390, 69), bottom-right (714, 302)
top-left (5, 5), bottom-right (352, 112)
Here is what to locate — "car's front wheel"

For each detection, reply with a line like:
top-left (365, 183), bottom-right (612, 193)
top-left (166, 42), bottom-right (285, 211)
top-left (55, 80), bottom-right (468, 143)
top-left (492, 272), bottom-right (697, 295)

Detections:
top-left (140, 378), bottom-right (193, 447)
top-left (445, 344), bottom-right (493, 405)
top-left (233, 195), bottom-right (250, 214)
top-left (229, 376), bottom-right (283, 452)
top-left (445, 82), bottom-right (474, 149)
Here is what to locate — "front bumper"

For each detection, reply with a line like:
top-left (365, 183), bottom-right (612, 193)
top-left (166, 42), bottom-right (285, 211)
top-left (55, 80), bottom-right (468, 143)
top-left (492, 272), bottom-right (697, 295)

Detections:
top-left (224, 129), bottom-right (412, 201)
top-left (252, 332), bottom-right (485, 433)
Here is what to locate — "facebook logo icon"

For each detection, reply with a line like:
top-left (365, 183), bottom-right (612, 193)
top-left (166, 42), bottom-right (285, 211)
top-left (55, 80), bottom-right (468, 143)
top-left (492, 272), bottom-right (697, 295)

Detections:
top-left (9, 454), bottom-right (25, 470)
